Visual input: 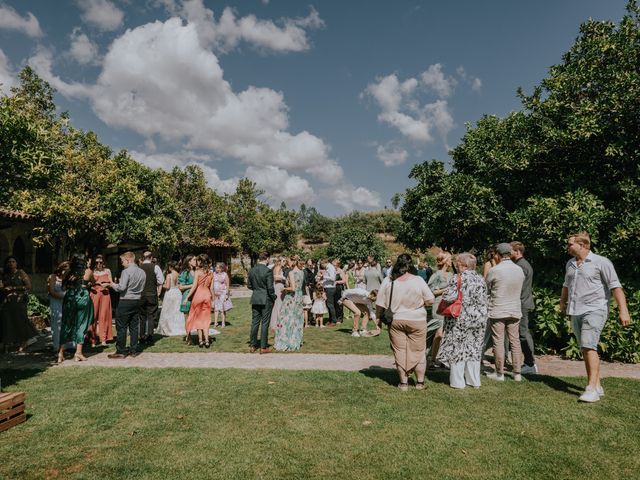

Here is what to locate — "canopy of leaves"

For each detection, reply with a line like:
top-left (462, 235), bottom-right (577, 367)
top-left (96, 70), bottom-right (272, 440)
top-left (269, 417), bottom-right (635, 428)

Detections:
top-left (399, 2), bottom-right (640, 284)
top-left (327, 226), bottom-right (387, 264)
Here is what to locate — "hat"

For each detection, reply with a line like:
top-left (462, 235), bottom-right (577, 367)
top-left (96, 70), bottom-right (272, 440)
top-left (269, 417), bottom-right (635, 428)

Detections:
top-left (496, 243), bottom-right (513, 255)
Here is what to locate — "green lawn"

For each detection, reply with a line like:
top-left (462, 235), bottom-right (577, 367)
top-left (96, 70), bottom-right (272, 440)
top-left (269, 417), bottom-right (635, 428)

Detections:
top-left (1, 367), bottom-right (639, 479)
top-left (138, 297), bottom-right (392, 355)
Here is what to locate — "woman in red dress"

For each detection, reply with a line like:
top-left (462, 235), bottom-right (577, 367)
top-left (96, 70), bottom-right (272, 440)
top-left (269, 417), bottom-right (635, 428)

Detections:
top-left (88, 255), bottom-right (113, 347)
top-left (184, 254), bottom-right (213, 348)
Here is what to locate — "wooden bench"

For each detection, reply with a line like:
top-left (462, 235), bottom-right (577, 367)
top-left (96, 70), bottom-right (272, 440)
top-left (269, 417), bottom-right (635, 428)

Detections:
top-left (0, 392), bottom-right (26, 433)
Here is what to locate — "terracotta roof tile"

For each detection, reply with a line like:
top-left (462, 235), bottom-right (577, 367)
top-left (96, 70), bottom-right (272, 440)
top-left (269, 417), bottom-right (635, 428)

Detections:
top-left (208, 238), bottom-right (233, 248)
top-left (0, 208), bottom-right (31, 220)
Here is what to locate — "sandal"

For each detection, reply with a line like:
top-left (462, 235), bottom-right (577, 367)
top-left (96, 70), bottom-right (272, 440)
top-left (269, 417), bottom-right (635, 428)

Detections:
top-left (397, 383), bottom-right (409, 392)
top-left (198, 341), bottom-right (204, 348)
top-left (416, 382), bottom-right (426, 390)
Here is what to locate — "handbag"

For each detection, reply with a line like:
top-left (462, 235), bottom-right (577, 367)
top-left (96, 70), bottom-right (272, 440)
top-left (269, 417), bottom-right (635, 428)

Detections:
top-left (223, 298), bottom-right (233, 311)
top-left (437, 274), bottom-right (463, 318)
top-left (380, 280), bottom-right (395, 326)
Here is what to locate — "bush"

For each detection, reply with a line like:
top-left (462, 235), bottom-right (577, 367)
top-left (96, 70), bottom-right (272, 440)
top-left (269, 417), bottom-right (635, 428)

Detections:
top-left (230, 273), bottom-right (245, 286)
top-left (27, 294), bottom-right (50, 318)
top-left (532, 287), bottom-right (640, 363)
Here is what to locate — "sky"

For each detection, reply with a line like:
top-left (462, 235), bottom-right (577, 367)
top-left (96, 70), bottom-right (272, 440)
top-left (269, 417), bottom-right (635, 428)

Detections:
top-left (0, 0), bottom-right (630, 215)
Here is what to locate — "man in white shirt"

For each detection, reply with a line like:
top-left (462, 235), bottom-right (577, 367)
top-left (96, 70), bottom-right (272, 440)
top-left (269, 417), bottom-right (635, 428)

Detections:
top-left (560, 232), bottom-right (631, 402)
top-left (339, 288), bottom-right (378, 337)
top-left (321, 259), bottom-right (338, 326)
top-left (485, 243), bottom-right (525, 382)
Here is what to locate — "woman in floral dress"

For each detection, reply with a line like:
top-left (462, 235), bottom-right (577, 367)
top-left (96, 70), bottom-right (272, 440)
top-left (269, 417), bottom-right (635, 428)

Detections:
top-left (274, 258), bottom-right (305, 351)
top-left (436, 252), bottom-right (488, 389)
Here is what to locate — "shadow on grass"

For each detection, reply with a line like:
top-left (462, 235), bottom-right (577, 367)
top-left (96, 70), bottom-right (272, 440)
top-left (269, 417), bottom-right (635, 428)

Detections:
top-left (524, 375), bottom-right (584, 396)
top-left (359, 366), bottom-right (398, 386)
top-left (0, 368), bottom-right (48, 389)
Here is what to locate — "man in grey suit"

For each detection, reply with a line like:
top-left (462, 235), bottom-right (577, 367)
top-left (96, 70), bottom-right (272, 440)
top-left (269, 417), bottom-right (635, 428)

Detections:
top-left (511, 241), bottom-right (537, 374)
top-left (248, 252), bottom-right (276, 353)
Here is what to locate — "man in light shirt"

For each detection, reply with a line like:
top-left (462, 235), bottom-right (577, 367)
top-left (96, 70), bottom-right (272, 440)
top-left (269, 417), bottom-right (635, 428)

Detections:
top-left (560, 232), bottom-right (631, 403)
top-left (485, 243), bottom-right (525, 382)
top-left (321, 259), bottom-right (338, 326)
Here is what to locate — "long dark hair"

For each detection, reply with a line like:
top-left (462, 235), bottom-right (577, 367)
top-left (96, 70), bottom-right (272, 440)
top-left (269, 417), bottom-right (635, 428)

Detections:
top-left (165, 260), bottom-right (178, 277)
top-left (391, 253), bottom-right (417, 280)
top-left (63, 253), bottom-right (87, 288)
top-left (197, 253), bottom-right (212, 270)
top-left (180, 254), bottom-right (195, 273)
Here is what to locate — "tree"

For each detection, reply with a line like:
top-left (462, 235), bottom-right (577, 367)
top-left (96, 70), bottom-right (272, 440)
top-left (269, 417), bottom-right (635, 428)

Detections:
top-left (327, 226), bottom-right (386, 263)
top-left (399, 2), bottom-right (640, 283)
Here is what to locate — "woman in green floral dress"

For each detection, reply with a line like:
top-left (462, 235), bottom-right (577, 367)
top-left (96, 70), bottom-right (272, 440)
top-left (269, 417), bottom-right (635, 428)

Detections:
top-left (178, 255), bottom-right (196, 341)
top-left (274, 258), bottom-right (305, 351)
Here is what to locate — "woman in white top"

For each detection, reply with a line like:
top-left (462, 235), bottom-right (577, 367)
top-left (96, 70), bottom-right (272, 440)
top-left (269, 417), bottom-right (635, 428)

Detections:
top-left (339, 288), bottom-right (377, 337)
top-left (376, 254), bottom-right (434, 391)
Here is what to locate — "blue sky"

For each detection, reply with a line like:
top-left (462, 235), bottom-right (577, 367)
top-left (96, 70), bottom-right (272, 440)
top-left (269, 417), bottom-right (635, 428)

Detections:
top-left (0, 0), bottom-right (629, 215)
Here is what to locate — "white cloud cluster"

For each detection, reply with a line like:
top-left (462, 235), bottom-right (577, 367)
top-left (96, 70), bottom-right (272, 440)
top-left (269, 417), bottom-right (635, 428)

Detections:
top-left (170, 0), bottom-right (324, 53)
top-left (0, 49), bottom-right (16, 93)
top-left (77, 0), bottom-right (124, 31)
top-left (363, 65), bottom-right (457, 144)
top-left (0, 3), bottom-right (43, 37)
top-left (68, 28), bottom-right (100, 65)
top-left (29, 15), bottom-right (378, 210)
top-left (334, 187), bottom-right (381, 211)
top-left (376, 144), bottom-right (408, 167)
top-left (456, 66), bottom-right (482, 92)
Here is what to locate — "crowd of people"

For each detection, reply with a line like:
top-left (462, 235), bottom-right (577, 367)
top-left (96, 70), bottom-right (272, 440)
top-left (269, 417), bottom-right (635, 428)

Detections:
top-left (0, 231), bottom-right (631, 402)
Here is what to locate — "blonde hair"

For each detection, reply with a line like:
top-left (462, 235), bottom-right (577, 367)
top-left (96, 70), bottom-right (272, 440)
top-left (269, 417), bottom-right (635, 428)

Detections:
top-left (568, 232), bottom-right (591, 249)
top-left (436, 252), bottom-right (452, 268)
top-left (120, 251), bottom-right (136, 262)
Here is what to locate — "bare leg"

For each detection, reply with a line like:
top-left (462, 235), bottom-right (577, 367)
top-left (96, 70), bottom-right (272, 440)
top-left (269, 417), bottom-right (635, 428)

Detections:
top-left (57, 345), bottom-right (65, 363)
top-left (213, 310), bottom-right (219, 328)
top-left (220, 310), bottom-right (226, 327)
top-left (74, 343), bottom-right (86, 361)
top-left (583, 348), bottom-right (601, 389)
top-left (430, 327), bottom-right (443, 363)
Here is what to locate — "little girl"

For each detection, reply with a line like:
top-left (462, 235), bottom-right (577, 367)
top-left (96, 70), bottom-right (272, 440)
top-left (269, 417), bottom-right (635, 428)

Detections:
top-left (310, 283), bottom-right (328, 328)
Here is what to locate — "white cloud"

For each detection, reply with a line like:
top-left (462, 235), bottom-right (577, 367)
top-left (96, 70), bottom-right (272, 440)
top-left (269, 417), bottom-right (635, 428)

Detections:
top-left (420, 63), bottom-right (456, 98)
top-left (130, 150), bottom-right (239, 195)
top-left (0, 49), bottom-right (16, 93)
top-left (68, 28), bottom-right (100, 65)
top-left (376, 144), bottom-right (408, 167)
top-left (334, 186), bottom-right (381, 211)
top-left (77, 0), bottom-right (124, 31)
top-left (456, 66), bottom-right (482, 92)
top-left (0, 4), bottom-right (43, 37)
top-left (30, 17), bottom-right (379, 208)
top-left (177, 0), bottom-right (324, 53)
top-left (363, 65), bottom-right (459, 144)
top-left (246, 165), bottom-right (312, 204)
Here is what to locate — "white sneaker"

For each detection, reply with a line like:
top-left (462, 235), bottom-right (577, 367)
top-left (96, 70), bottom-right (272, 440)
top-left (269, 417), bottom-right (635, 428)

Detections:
top-left (596, 385), bottom-right (605, 397)
top-left (513, 374), bottom-right (522, 382)
top-left (360, 330), bottom-right (369, 337)
top-left (351, 331), bottom-right (360, 337)
top-left (485, 372), bottom-right (505, 381)
top-left (521, 364), bottom-right (539, 375)
top-left (579, 387), bottom-right (601, 403)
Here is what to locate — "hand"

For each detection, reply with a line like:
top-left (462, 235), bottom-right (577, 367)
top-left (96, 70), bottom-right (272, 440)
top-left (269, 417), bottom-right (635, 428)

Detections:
top-left (619, 314), bottom-right (632, 327)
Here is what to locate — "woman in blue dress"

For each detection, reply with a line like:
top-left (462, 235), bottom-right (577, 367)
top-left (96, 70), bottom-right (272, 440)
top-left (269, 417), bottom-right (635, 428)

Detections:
top-left (274, 257), bottom-right (305, 351)
top-left (48, 261), bottom-right (69, 353)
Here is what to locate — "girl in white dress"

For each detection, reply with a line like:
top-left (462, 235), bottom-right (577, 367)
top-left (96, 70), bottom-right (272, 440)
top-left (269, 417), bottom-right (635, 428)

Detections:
top-left (311, 283), bottom-right (328, 328)
top-left (156, 262), bottom-right (186, 336)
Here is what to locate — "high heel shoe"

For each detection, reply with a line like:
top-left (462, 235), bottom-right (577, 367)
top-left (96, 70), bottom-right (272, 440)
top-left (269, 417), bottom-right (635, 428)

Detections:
top-left (74, 354), bottom-right (87, 362)
top-left (57, 352), bottom-right (65, 364)
top-left (204, 339), bottom-right (211, 349)
top-left (198, 341), bottom-right (204, 348)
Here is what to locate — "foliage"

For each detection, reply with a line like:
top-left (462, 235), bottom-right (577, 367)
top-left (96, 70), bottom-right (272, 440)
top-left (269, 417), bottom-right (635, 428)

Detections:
top-left (27, 293), bottom-right (50, 318)
top-left (297, 204), bottom-right (334, 243)
top-left (532, 287), bottom-right (640, 363)
top-left (398, 2), bottom-right (640, 284)
top-left (327, 226), bottom-right (387, 263)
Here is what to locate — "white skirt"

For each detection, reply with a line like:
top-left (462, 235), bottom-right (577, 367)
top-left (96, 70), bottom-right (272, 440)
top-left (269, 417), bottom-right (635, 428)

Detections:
top-left (156, 288), bottom-right (186, 336)
top-left (311, 300), bottom-right (328, 315)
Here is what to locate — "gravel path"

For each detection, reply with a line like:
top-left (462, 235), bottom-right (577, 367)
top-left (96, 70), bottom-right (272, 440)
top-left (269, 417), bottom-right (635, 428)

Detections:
top-left (3, 351), bottom-right (639, 378)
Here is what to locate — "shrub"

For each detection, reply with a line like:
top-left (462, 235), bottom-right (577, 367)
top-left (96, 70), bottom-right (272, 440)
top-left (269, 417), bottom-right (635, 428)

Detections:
top-left (27, 294), bottom-right (50, 318)
top-left (532, 287), bottom-right (640, 363)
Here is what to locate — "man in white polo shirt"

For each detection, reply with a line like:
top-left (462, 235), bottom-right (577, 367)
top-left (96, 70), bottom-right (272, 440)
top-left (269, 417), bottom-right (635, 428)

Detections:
top-left (560, 232), bottom-right (631, 403)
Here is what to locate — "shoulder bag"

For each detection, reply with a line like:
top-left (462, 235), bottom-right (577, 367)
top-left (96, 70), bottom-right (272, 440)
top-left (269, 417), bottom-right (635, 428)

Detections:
top-left (436, 274), bottom-right (463, 318)
top-left (381, 280), bottom-right (395, 326)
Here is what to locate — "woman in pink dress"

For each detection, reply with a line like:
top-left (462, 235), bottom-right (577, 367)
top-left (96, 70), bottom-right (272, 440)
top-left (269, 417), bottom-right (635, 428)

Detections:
top-left (88, 255), bottom-right (113, 347)
top-left (212, 262), bottom-right (231, 328)
top-left (185, 254), bottom-right (214, 348)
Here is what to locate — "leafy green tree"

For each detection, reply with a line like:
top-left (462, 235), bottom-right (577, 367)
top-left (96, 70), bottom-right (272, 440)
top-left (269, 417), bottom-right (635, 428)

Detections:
top-left (327, 226), bottom-right (386, 263)
top-left (399, 2), bottom-right (640, 283)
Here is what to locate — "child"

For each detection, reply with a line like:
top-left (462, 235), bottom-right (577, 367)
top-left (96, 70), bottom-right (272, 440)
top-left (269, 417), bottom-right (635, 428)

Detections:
top-left (311, 283), bottom-right (328, 328)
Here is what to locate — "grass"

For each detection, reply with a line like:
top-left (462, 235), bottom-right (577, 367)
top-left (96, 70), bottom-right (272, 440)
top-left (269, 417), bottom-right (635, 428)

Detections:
top-left (136, 297), bottom-right (392, 355)
top-left (1, 367), bottom-right (639, 479)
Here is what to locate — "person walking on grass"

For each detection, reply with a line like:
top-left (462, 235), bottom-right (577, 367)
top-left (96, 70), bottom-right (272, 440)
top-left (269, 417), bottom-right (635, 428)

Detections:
top-left (485, 243), bottom-right (524, 382)
top-left (510, 241), bottom-right (538, 375)
top-left (248, 252), bottom-right (276, 353)
top-left (559, 232), bottom-right (631, 403)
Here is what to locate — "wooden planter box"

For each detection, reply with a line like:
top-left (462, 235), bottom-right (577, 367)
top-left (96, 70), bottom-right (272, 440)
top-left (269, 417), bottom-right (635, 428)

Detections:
top-left (0, 392), bottom-right (26, 433)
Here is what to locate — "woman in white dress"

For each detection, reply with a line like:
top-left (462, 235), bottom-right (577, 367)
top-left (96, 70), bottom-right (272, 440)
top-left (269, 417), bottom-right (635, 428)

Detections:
top-left (156, 261), bottom-right (186, 336)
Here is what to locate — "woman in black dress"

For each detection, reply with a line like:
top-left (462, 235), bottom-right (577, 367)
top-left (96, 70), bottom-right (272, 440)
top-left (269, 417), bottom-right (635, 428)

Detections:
top-left (1, 256), bottom-right (38, 353)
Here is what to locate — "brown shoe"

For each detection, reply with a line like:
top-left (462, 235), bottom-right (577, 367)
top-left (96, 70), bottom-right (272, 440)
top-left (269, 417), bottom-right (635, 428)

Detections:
top-left (249, 346), bottom-right (257, 353)
top-left (129, 351), bottom-right (141, 358)
top-left (259, 348), bottom-right (272, 354)
top-left (107, 353), bottom-right (127, 359)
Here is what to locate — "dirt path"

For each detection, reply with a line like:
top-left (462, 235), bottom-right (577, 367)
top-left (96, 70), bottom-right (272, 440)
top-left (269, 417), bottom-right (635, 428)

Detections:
top-left (3, 351), bottom-right (639, 379)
